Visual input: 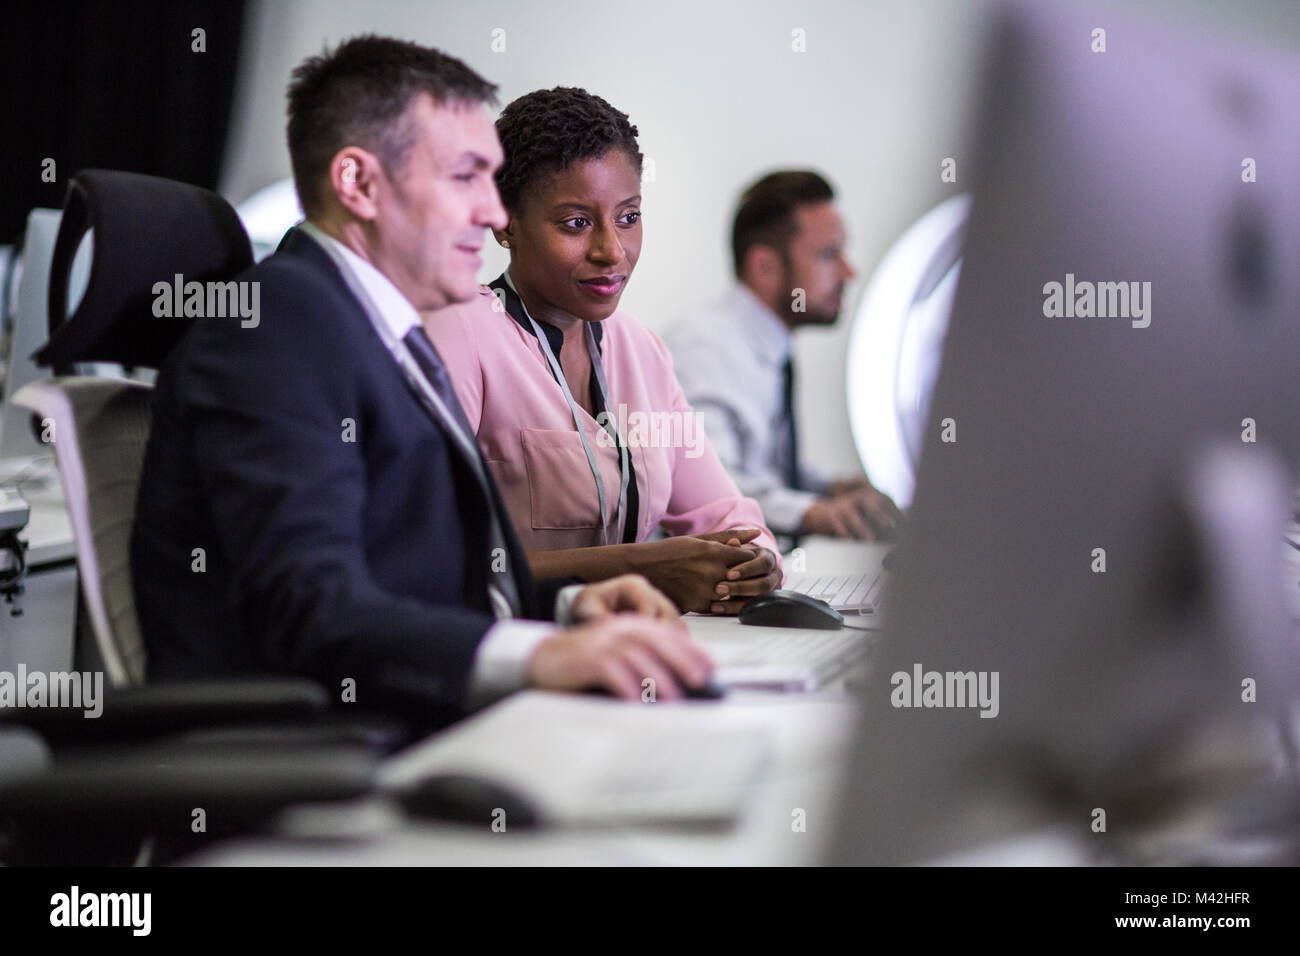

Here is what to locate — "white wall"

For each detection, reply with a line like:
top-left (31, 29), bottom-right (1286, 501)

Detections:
top-left (218, 0), bottom-right (1300, 478)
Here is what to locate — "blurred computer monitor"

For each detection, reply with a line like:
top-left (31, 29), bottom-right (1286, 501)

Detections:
top-left (1, 209), bottom-right (64, 468)
top-left (833, 0), bottom-right (1300, 865)
top-left (235, 178), bottom-right (303, 262)
top-left (847, 194), bottom-right (967, 507)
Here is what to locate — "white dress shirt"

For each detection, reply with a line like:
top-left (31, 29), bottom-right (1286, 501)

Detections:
top-left (666, 283), bottom-right (830, 535)
top-left (299, 221), bottom-right (578, 708)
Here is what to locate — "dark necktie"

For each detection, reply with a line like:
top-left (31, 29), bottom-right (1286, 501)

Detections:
top-left (403, 327), bottom-right (479, 446)
top-left (781, 355), bottom-right (801, 491)
top-left (402, 325), bottom-right (522, 618)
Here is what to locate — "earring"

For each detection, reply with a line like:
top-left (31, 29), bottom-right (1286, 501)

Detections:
top-left (501, 239), bottom-right (510, 249)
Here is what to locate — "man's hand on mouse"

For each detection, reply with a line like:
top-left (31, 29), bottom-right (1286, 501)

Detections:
top-left (526, 614), bottom-right (714, 701)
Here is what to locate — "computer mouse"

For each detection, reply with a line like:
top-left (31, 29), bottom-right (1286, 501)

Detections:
top-left (583, 679), bottom-right (727, 700)
top-left (674, 678), bottom-right (727, 700)
top-left (738, 590), bottom-right (845, 629)
top-left (394, 773), bottom-right (541, 828)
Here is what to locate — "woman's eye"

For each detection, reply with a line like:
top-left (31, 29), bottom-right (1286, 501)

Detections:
top-left (455, 172), bottom-right (476, 183)
top-left (620, 211), bottom-right (641, 225)
top-left (562, 217), bottom-right (590, 229)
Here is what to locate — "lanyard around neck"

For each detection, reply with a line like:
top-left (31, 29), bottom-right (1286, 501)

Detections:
top-left (503, 269), bottom-right (631, 545)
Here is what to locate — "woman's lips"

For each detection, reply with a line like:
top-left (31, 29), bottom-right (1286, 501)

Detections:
top-left (577, 276), bottom-right (625, 297)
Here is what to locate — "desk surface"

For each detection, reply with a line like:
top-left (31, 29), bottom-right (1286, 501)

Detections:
top-left (189, 538), bottom-right (881, 867)
top-left (3, 459), bottom-right (76, 567)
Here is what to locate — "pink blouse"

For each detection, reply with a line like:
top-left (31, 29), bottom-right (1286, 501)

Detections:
top-left (424, 288), bottom-right (781, 562)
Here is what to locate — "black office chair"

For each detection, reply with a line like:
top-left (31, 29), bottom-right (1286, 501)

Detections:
top-left (0, 171), bottom-right (403, 864)
top-left (13, 171), bottom-right (323, 728)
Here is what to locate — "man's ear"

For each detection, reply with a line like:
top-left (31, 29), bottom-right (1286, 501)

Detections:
top-left (744, 244), bottom-right (783, 292)
top-left (328, 146), bottom-right (385, 222)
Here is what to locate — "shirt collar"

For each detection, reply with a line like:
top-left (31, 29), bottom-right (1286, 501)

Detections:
top-left (489, 272), bottom-right (604, 357)
top-left (298, 220), bottom-right (421, 341)
top-left (731, 282), bottom-right (793, 365)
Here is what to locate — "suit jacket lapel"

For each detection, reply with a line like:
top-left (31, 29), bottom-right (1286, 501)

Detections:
top-left (281, 229), bottom-right (539, 615)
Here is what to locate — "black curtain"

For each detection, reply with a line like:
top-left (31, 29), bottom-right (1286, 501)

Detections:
top-left (0, 0), bottom-right (246, 244)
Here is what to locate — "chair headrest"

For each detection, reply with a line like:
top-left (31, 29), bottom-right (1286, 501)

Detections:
top-left (35, 170), bottom-right (253, 370)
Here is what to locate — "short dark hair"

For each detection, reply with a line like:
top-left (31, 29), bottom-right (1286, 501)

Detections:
top-left (731, 170), bottom-right (835, 278)
top-left (494, 87), bottom-right (643, 213)
top-left (286, 35), bottom-right (498, 217)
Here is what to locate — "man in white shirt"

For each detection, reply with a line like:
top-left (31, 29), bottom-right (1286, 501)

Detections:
top-left (668, 171), bottom-right (901, 541)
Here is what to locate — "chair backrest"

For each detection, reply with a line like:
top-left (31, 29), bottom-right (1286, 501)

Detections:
top-left (37, 169), bottom-right (253, 372)
top-left (13, 378), bottom-right (153, 686)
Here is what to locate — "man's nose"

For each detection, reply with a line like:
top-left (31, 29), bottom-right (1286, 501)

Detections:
top-left (478, 183), bottom-right (509, 232)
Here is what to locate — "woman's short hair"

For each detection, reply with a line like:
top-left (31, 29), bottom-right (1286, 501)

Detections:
top-left (494, 87), bottom-right (642, 213)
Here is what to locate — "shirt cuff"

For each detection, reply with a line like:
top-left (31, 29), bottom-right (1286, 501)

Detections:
top-left (553, 583), bottom-right (586, 626)
top-left (759, 486), bottom-right (823, 536)
top-left (466, 619), bottom-right (555, 710)
top-left (798, 466), bottom-right (833, 496)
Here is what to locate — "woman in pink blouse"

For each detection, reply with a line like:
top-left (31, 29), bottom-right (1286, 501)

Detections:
top-left (424, 87), bottom-right (781, 614)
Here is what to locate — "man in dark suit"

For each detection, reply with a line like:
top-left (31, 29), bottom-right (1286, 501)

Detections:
top-left (131, 36), bottom-right (711, 731)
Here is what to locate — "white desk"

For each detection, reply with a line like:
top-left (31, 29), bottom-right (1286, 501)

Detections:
top-left (0, 462), bottom-right (77, 672)
top-left (1, 457), bottom-right (76, 568)
top-left (191, 692), bottom-right (861, 866)
top-left (184, 536), bottom-right (1300, 867)
top-left (17, 476), bottom-right (75, 568)
top-left (189, 539), bottom-right (881, 867)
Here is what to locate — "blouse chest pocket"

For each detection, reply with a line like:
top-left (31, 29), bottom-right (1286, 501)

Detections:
top-left (520, 427), bottom-right (618, 530)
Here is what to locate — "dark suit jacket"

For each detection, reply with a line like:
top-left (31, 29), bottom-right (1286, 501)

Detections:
top-left (131, 227), bottom-right (565, 730)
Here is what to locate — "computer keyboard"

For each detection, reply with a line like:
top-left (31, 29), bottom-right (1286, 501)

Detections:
top-left (575, 728), bottom-right (768, 822)
top-left (786, 570), bottom-right (885, 612)
top-left (380, 696), bottom-right (771, 825)
top-left (704, 628), bottom-right (878, 692)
